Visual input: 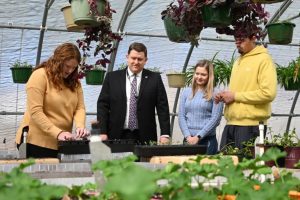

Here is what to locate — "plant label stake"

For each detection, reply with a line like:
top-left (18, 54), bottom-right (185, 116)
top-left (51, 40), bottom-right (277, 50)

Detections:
top-left (258, 121), bottom-right (266, 182)
top-left (18, 130), bottom-right (28, 159)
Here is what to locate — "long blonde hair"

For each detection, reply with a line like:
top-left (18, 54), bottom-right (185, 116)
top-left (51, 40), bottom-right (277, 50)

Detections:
top-left (191, 59), bottom-right (214, 100)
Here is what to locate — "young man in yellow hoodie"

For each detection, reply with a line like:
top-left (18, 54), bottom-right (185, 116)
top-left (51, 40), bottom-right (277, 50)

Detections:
top-left (215, 30), bottom-right (277, 150)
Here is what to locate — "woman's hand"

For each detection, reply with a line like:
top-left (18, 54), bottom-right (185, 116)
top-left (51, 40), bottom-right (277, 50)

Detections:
top-left (57, 131), bottom-right (73, 141)
top-left (75, 127), bottom-right (89, 139)
top-left (186, 135), bottom-right (200, 145)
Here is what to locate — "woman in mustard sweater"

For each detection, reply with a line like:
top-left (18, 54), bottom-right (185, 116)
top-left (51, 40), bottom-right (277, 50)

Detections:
top-left (16, 43), bottom-right (88, 158)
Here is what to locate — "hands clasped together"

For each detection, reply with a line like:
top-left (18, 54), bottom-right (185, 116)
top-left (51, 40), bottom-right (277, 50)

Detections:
top-left (214, 91), bottom-right (235, 105)
top-left (57, 127), bottom-right (89, 141)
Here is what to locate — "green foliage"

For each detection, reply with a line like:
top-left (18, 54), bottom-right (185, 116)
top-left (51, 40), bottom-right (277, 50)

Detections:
top-left (185, 51), bottom-right (234, 87)
top-left (276, 57), bottom-right (300, 89)
top-left (280, 128), bottom-right (300, 147)
top-left (92, 149), bottom-right (299, 200)
top-left (67, 182), bottom-right (98, 200)
top-left (0, 160), bottom-right (67, 200)
top-left (2, 150), bottom-right (300, 200)
top-left (92, 155), bottom-right (159, 200)
top-left (11, 60), bottom-right (33, 68)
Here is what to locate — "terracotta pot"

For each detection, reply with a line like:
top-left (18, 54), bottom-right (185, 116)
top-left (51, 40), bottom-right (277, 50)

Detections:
top-left (289, 190), bottom-right (300, 200)
top-left (284, 146), bottom-right (300, 168)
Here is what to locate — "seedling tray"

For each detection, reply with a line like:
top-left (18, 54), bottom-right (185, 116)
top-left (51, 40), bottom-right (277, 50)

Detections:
top-left (134, 145), bottom-right (207, 157)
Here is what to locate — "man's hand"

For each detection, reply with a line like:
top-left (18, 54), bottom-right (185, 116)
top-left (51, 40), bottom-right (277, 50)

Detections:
top-left (214, 91), bottom-right (235, 105)
top-left (221, 91), bottom-right (235, 104)
top-left (100, 134), bottom-right (108, 141)
top-left (159, 136), bottom-right (170, 145)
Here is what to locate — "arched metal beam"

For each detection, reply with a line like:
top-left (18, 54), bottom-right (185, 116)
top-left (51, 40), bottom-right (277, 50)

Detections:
top-left (35, 0), bottom-right (55, 66)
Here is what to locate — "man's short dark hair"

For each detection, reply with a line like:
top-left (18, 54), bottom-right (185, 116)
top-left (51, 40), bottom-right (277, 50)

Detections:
top-left (128, 42), bottom-right (147, 58)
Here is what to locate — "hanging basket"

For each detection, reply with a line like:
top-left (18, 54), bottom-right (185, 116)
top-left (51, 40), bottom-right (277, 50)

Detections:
top-left (163, 17), bottom-right (189, 43)
top-left (252, 0), bottom-right (285, 4)
top-left (10, 67), bottom-right (32, 84)
top-left (201, 4), bottom-right (232, 28)
top-left (283, 79), bottom-right (300, 91)
top-left (266, 22), bottom-right (295, 45)
top-left (85, 70), bottom-right (106, 85)
top-left (70, 0), bottom-right (106, 27)
top-left (61, 5), bottom-right (85, 32)
top-left (166, 73), bottom-right (186, 88)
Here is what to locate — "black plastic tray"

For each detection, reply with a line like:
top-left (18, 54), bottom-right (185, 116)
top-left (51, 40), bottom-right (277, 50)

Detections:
top-left (134, 144), bottom-right (207, 157)
top-left (102, 140), bottom-right (135, 153)
top-left (58, 140), bottom-right (90, 154)
top-left (58, 139), bottom-right (136, 154)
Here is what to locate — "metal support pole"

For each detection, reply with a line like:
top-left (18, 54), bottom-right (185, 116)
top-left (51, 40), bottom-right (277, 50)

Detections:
top-left (107, 0), bottom-right (135, 72)
top-left (128, 0), bottom-right (148, 15)
top-left (35, 0), bottom-right (55, 66)
top-left (285, 89), bottom-right (300, 135)
top-left (170, 44), bottom-right (195, 136)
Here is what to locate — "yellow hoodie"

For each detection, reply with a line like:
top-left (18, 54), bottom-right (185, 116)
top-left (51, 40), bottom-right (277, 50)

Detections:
top-left (224, 45), bottom-right (277, 126)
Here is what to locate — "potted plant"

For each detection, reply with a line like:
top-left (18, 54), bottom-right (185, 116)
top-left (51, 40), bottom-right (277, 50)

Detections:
top-left (79, 63), bottom-right (106, 85)
top-left (76, 0), bottom-right (122, 81)
top-left (161, 1), bottom-right (268, 46)
top-left (10, 60), bottom-right (33, 84)
top-left (161, 0), bottom-right (204, 46)
top-left (276, 57), bottom-right (300, 91)
top-left (280, 129), bottom-right (300, 169)
top-left (252, 0), bottom-right (285, 3)
top-left (255, 128), bottom-right (286, 167)
top-left (69, 0), bottom-right (106, 27)
top-left (61, 4), bottom-right (85, 32)
top-left (166, 71), bottom-right (186, 88)
top-left (266, 21), bottom-right (296, 45)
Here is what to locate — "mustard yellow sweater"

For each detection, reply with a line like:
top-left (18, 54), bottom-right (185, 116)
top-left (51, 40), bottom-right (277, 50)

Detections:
top-left (224, 45), bottom-right (277, 126)
top-left (16, 68), bottom-right (86, 150)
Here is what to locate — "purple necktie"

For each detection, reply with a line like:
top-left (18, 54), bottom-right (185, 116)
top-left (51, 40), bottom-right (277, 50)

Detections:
top-left (128, 75), bottom-right (138, 130)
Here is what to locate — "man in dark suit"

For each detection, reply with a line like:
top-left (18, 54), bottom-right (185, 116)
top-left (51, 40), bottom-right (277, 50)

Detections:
top-left (97, 42), bottom-right (170, 144)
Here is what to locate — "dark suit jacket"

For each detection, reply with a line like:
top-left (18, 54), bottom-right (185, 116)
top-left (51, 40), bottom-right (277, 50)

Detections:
top-left (97, 68), bottom-right (170, 144)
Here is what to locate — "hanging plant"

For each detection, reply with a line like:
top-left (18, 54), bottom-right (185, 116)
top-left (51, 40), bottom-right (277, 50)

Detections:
top-left (76, 0), bottom-right (122, 79)
top-left (161, 0), bottom-right (269, 46)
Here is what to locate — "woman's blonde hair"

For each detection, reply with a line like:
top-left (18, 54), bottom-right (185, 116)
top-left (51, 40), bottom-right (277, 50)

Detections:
top-left (191, 59), bottom-right (214, 100)
top-left (34, 43), bottom-right (81, 91)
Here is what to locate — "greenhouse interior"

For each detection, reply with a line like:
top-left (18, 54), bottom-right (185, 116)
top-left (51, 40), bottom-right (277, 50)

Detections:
top-left (0, 0), bottom-right (300, 199)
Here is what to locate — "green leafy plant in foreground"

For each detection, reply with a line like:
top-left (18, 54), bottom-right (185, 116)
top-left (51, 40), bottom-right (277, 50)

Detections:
top-left (0, 160), bottom-right (67, 200)
top-left (92, 149), bottom-right (299, 200)
top-left (1, 149), bottom-right (299, 200)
